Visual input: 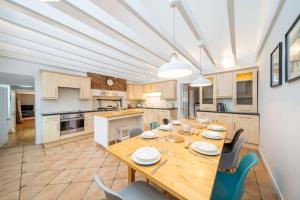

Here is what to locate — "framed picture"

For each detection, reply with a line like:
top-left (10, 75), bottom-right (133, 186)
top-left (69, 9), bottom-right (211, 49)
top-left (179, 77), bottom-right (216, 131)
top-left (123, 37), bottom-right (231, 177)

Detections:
top-left (270, 42), bottom-right (282, 87)
top-left (285, 14), bottom-right (300, 82)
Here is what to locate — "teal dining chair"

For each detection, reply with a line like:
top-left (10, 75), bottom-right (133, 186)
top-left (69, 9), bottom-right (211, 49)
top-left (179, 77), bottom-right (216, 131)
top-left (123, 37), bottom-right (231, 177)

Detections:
top-left (211, 152), bottom-right (259, 200)
top-left (149, 121), bottom-right (160, 130)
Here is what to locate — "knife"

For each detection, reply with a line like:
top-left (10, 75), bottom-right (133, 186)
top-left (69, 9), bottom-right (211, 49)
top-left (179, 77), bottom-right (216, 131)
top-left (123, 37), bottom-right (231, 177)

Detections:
top-left (150, 159), bottom-right (168, 175)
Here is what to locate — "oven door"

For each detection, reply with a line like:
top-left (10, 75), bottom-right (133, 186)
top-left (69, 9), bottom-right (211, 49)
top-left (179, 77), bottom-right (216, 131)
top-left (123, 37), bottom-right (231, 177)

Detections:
top-left (60, 117), bottom-right (84, 135)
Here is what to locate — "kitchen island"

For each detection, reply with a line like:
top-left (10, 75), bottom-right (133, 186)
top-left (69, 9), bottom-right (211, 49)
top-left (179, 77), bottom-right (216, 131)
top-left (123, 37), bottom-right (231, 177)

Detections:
top-left (94, 110), bottom-right (144, 148)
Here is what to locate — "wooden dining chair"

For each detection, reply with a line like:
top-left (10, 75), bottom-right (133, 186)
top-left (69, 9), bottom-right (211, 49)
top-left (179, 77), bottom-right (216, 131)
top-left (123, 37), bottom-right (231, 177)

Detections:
top-left (222, 129), bottom-right (244, 153)
top-left (211, 152), bottom-right (259, 200)
top-left (219, 136), bottom-right (246, 172)
top-left (94, 176), bottom-right (169, 200)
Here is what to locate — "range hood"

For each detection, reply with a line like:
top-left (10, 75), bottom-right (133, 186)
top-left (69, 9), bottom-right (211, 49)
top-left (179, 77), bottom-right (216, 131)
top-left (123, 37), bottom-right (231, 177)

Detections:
top-left (96, 96), bottom-right (122, 101)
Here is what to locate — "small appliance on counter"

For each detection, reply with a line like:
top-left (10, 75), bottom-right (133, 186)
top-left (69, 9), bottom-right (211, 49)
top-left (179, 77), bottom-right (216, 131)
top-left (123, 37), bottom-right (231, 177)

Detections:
top-left (136, 103), bottom-right (142, 108)
top-left (216, 103), bottom-right (226, 112)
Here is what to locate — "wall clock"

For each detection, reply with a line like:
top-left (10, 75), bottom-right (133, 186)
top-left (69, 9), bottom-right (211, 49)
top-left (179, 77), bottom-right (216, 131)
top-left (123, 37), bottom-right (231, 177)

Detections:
top-left (106, 79), bottom-right (114, 86)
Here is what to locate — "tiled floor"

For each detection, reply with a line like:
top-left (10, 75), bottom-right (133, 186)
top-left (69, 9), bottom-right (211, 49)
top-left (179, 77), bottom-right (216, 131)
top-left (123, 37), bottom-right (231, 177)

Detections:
top-left (0, 136), bottom-right (278, 200)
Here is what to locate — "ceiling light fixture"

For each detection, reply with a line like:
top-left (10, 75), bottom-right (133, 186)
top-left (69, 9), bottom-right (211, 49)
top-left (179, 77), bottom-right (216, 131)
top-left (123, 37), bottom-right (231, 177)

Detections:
top-left (157, 0), bottom-right (192, 79)
top-left (190, 43), bottom-right (212, 87)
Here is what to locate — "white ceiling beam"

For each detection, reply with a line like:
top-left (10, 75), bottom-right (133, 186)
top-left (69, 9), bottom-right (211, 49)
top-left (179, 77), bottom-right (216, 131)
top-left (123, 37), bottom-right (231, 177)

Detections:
top-left (117, 0), bottom-right (200, 69)
top-left (226, 0), bottom-right (237, 64)
top-left (0, 42), bottom-right (146, 81)
top-left (0, 33), bottom-right (151, 77)
top-left (0, 7), bottom-right (156, 72)
top-left (65, 0), bottom-right (169, 62)
top-left (256, 0), bottom-right (286, 61)
top-left (5, 0), bottom-right (160, 67)
top-left (0, 51), bottom-right (144, 82)
top-left (175, 0), bottom-right (217, 66)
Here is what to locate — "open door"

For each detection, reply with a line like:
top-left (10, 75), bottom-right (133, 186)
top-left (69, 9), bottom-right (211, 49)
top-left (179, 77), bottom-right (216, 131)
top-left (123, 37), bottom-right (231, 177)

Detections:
top-left (0, 85), bottom-right (9, 147)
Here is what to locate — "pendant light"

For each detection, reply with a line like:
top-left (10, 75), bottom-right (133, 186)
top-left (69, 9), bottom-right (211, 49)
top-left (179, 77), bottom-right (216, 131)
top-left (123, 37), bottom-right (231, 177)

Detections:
top-left (190, 46), bottom-right (212, 87)
top-left (158, 3), bottom-right (192, 79)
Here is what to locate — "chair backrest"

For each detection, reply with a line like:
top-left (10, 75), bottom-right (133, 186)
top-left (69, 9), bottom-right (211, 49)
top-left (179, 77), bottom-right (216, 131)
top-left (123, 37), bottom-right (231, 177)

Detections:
top-left (129, 128), bottom-right (143, 138)
top-left (162, 118), bottom-right (169, 125)
top-left (150, 121), bottom-right (160, 130)
top-left (94, 176), bottom-right (124, 200)
top-left (232, 152), bottom-right (259, 200)
top-left (231, 136), bottom-right (246, 167)
top-left (229, 129), bottom-right (244, 150)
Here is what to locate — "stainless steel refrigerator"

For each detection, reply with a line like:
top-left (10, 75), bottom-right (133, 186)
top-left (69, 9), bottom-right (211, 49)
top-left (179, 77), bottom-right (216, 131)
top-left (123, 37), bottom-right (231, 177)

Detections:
top-left (181, 84), bottom-right (199, 118)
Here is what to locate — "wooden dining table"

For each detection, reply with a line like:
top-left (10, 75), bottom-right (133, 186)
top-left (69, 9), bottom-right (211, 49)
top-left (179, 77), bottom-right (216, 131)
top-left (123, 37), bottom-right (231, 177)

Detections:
top-left (107, 119), bottom-right (227, 200)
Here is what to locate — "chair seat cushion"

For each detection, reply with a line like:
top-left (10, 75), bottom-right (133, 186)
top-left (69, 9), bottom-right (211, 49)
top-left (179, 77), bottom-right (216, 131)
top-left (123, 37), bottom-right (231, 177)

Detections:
top-left (118, 181), bottom-right (169, 200)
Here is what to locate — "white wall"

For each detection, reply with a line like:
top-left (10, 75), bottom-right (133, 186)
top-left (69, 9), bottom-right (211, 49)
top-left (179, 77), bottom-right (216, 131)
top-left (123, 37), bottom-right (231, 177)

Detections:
top-left (258, 1), bottom-right (300, 199)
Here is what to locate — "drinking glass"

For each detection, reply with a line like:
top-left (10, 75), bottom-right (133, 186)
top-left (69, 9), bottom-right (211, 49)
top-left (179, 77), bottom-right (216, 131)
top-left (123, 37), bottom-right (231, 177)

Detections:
top-left (184, 131), bottom-right (191, 148)
top-left (167, 127), bottom-right (177, 156)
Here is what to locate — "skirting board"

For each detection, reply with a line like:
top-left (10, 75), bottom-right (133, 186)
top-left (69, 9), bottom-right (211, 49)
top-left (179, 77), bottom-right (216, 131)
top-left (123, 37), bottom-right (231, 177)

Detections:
top-left (43, 133), bottom-right (93, 148)
top-left (258, 147), bottom-right (284, 200)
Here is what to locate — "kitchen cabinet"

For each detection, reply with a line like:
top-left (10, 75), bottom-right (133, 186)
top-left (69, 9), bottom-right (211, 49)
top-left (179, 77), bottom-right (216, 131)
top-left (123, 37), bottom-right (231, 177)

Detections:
top-left (57, 74), bottom-right (80, 88)
top-left (142, 84), bottom-right (152, 93)
top-left (43, 115), bottom-right (60, 143)
top-left (200, 75), bottom-right (216, 111)
top-left (84, 112), bottom-right (94, 133)
top-left (233, 114), bottom-right (259, 144)
top-left (233, 69), bottom-right (257, 113)
top-left (216, 72), bottom-right (233, 98)
top-left (196, 112), bottom-right (216, 121)
top-left (160, 81), bottom-right (177, 100)
top-left (41, 71), bottom-right (58, 99)
top-left (215, 113), bottom-right (233, 139)
top-left (127, 84), bottom-right (144, 100)
top-left (80, 77), bottom-right (91, 99)
top-left (141, 109), bottom-right (177, 124)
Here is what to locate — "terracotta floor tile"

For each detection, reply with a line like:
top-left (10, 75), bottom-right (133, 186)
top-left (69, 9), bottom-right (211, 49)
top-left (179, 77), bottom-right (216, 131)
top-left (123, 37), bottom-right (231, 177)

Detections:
top-left (25, 170), bottom-right (60, 186)
top-left (20, 186), bottom-right (44, 200)
top-left (32, 184), bottom-right (68, 200)
top-left (44, 146), bottom-right (63, 155)
top-left (49, 159), bottom-right (73, 171)
top-left (65, 159), bottom-right (90, 170)
top-left (77, 151), bottom-right (96, 160)
top-left (50, 169), bottom-right (80, 184)
top-left (0, 154), bottom-right (23, 168)
top-left (102, 156), bottom-right (119, 167)
top-left (60, 152), bottom-right (82, 160)
top-left (115, 165), bottom-right (128, 179)
top-left (111, 179), bottom-right (128, 191)
top-left (0, 164), bottom-right (21, 178)
top-left (22, 161), bottom-right (55, 173)
top-left (260, 185), bottom-right (278, 200)
top-left (23, 154), bottom-right (45, 163)
top-left (57, 182), bottom-right (90, 200)
top-left (93, 150), bottom-right (106, 158)
top-left (23, 145), bottom-right (42, 152)
top-left (44, 153), bottom-right (63, 161)
top-left (2, 146), bottom-right (23, 155)
top-left (254, 164), bottom-right (273, 186)
top-left (83, 181), bottom-right (106, 200)
top-left (0, 190), bottom-right (19, 200)
top-left (0, 168), bottom-right (21, 186)
top-left (97, 166), bottom-right (118, 179)
top-left (242, 182), bottom-right (261, 200)
top-left (73, 168), bottom-right (99, 182)
top-left (85, 158), bottom-right (105, 168)
top-left (0, 179), bottom-right (20, 198)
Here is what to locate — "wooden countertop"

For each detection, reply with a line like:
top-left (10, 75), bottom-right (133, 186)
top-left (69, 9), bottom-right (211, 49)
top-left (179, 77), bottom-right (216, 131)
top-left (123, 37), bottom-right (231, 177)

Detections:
top-left (94, 110), bottom-right (144, 118)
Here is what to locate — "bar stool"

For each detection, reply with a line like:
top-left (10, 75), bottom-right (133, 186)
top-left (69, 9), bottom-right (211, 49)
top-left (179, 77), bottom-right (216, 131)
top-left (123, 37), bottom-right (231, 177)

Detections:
top-left (116, 126), bottom-right (130, 143)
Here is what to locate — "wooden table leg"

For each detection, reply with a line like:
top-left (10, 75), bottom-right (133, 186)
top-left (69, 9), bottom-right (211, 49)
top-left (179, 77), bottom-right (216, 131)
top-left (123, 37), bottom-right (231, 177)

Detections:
top-left (128, 166), bottom-right (136, 183)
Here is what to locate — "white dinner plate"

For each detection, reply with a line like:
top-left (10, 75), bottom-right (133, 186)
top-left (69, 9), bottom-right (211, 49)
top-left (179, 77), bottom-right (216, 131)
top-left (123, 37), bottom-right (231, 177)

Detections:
top-left (159, 125), bottom-right (172, 131)
top-left (191, 141), bottom-right (220, 156)
top-left (201, 130), bottom-right (223, 140)
top-left (133, 147), bottom-right (160, 162)
top-left (132, 151), bottom-right (161, 165)
top-left (171, 120), bottom-right (181, 125)
top-left (140, 131), bottom-right (157, 139)
top-left (208, 124), bottom-right (226, 131)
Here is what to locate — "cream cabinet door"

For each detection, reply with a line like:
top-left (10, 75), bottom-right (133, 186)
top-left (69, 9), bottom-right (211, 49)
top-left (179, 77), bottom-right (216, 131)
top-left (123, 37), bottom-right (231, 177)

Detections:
top-left (127, 84), bottom-right (144, 100)
top-left (216, 72), bottom-right (233, 98)
top-left (233, 114), bottom-right (259, 144)
top-left (43, 115), bottom-right (60, 143)
top-left (57, 74), bottom-right (80, 88)
top-left (160, 81), bottom-right (177, 100)
top-left (143, 84), bottom-right (152, 93)
top-left (215, 113), bottom-right (233, 139)
top-left (80, 77), bottom-right (91, 99)
top-left (200, 75), bottom-right (216, 111)
top-left (196, 112), bottom-right (215, 120)
top-left (232, 69), bottom-right (258, 113)
top-left (41, 71), bottom-right (58, 99)
top-left (158, 110), bottom-right (171, 123)
top-left (84, 112), bottom-right (94, 133)
top-left (127, 84), bottom-right (135, 100)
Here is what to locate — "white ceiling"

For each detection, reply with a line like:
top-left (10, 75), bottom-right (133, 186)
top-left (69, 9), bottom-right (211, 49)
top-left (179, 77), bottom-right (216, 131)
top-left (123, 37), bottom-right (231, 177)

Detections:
top-left (0, 0), bottom-right (285, 83)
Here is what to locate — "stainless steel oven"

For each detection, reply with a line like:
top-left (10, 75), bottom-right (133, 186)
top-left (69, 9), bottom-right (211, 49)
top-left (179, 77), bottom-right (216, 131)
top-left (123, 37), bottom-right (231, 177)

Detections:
top-left (60, 113), bottom-right (84, 135)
